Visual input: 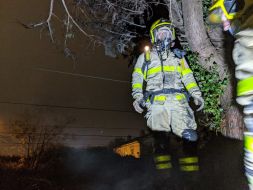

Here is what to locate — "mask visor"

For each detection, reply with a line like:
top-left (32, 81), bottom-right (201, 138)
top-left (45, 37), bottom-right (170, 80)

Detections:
top-left (208, 8), bottom-right (223, 24)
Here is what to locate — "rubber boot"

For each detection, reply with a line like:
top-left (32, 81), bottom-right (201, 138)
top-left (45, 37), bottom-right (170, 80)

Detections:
top-left (178, 138), bottom-right (200, 190)
top-left (152, 131), bottom-right (173, 189)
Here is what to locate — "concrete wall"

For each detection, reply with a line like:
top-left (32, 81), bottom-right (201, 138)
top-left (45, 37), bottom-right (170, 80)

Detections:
top-left (0, 0), bottom-right (146, 155)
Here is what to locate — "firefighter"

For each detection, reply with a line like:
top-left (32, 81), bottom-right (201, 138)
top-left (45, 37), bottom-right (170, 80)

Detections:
top-left (132, 18), bottom-right (203, 177)
top-left (209, 0), bottom-right (253, 188)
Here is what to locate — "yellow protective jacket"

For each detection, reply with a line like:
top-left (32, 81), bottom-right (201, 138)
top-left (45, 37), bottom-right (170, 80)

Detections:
top-left (132, 50), bottom-right (201, 103)
top-left (233, 0), bottom-right (253, 106)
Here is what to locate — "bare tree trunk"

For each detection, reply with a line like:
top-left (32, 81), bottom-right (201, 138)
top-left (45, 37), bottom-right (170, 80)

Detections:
top-left (181, 0), bottom-right (244, 139)
top-left (220, 105), bottom-right (244, 140)
top-left (181, 0), bottom-right (227, 78)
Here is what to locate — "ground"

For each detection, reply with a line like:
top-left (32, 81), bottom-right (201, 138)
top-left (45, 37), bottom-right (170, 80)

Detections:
top-left (0, 134), bottom-right (248, 190)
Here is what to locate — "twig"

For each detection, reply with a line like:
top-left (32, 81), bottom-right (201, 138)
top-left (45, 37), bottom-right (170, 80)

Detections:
top-left (47, 0), bottom-right (55, 42)
top-left (121, 19), bottom-right (146, 28)
top-left (61, 0), bottom-right (93, 38)
top-left (64, 15), bottom-right (70, 47)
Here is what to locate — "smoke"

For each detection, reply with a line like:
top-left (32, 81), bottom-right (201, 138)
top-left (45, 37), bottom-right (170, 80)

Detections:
top-left (61, 135), bottom-right (248, 190)
top-left (64, 147), bottom-right (156, 190)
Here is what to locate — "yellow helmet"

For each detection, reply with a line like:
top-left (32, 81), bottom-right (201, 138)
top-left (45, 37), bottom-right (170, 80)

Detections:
top-left (149, 18), bottom-right (176, 44)
top-left (209, 0), bottom-right (238, 23)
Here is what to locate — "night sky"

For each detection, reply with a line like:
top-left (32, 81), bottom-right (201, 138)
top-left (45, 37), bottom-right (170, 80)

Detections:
top-left (0, 0), bottom-right (147, 155)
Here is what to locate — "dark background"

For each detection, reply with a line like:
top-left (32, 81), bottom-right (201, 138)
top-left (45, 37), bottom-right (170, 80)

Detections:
top-left (0, 0), bottom-right (147, 155)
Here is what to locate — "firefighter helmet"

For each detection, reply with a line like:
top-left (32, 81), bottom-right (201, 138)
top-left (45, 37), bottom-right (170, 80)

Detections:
top-left (149, 18), bottom-right (176, 44)
top-left (209, 0), bottom-right (238, 23)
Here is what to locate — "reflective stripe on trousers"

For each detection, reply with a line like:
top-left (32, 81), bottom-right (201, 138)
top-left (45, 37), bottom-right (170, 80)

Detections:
top-left (179, 156), bottom-right (199, 172)
top-left (154, 154), bottom-right (172, 170)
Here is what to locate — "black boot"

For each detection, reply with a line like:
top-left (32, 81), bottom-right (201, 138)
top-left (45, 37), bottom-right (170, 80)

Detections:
top-left (152, 131), bottom-right (173, 188)
top-left (178, 138), bottom-right (200, 189)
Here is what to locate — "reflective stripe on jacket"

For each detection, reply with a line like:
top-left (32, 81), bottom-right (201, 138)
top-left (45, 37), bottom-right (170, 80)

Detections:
top-left (132, 50), bottom-right (201, 100)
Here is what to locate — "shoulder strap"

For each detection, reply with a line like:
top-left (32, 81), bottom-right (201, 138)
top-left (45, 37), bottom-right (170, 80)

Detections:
top-left (180, 58), bottom-right (186, 70)
top-left (141, 51), bottom-right (151, 79)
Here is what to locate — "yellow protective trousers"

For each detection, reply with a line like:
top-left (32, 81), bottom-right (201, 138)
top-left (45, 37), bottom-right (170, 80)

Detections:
top-left (145, 94), bottom-right (197, 138)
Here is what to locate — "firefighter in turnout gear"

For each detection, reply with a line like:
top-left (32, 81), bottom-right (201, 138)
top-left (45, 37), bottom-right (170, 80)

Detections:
top-left (132, 18), bottom-right (203, 177)
top-left (209, 0), bottom-right (253, 189)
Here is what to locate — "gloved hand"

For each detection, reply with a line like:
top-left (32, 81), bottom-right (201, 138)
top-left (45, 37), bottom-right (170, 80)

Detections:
top-left (133, 98), bottom-right (145, 114)
top-left (192, 95), bottom-right (204, 111)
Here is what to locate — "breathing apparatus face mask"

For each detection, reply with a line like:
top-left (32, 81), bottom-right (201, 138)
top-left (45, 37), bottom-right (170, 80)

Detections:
top-left (208, 8), bottom-right (224, 24)
top-left (154, 27), bottom-right (173, 53)
top-left (208, 0), bottom-right (241, 35)
top-left (208, 7), bottom-right (237, 35)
